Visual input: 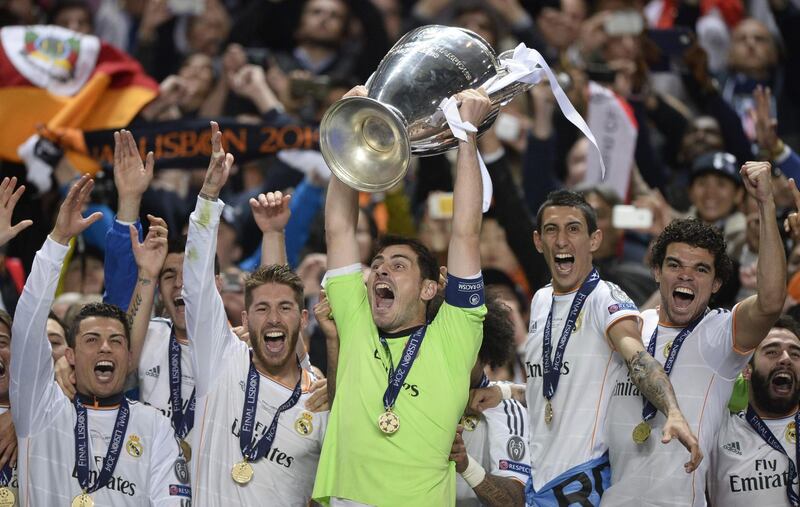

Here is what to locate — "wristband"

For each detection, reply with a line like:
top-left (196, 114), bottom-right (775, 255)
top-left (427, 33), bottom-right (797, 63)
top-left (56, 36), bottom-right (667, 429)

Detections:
top-left (497, 382), bottom-right (512, 401)
top-left (461, 454), bottom-right (486, 488)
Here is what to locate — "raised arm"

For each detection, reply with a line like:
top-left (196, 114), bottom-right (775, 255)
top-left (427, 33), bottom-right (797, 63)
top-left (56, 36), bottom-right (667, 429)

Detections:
top-left (184, 121), bottom-right (237, 398)
top-left (324, 86), bottom-right (366, 270)
top-left (608, 318), bottom-right (702, 473)
top-left (447, 89), bottom-right (491, 278)
top-left (103, 130), bottom-right (154, 309)
top-left (11, 176), bottom-right (102, 437)
top-left (734, 162), bottom-right (786, 350)
top-left (253, 191), bottom-right (291, 267)
top-left (126, 215), bottom-right (168, 370)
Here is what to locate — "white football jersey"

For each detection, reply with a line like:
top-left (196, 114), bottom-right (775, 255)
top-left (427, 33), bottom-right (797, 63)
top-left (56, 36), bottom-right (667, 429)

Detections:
top-left (456, 399), bottom-right (530, 506)
top-left (184, 196), bottom-right (328, 507)
top-left (709, 411), bottom-right (798, 506)
top-left (10, 238), bottom-right (189, 506)
top-left (602, 307), bottom-right (751, 506)
top-left (524, 279), bottom-right (639, 490)
top-left (137, 318), bottom-right (195, 444)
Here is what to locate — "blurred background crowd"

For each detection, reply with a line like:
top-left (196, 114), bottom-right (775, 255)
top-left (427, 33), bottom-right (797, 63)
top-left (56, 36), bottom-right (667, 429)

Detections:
top-left (0, 0), bottom-right (798, 380)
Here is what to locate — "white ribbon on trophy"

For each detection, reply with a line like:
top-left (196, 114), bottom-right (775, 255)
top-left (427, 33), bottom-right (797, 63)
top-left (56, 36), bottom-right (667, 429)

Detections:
top-left (439, 43), bottom-right (606, 213)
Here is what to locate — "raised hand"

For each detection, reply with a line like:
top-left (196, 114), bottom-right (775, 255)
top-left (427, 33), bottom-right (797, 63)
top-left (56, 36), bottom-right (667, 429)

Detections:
top-left (455, 88), bottom-right (492, 133)
top-left (662, 412), bottom-right (703, 473)
top-left (113, 129), bottom-right (154, 222)
top-left (750, 85), bottom-right (780, 155)
top-left (313, 290), bottom-right (337, 342)
top-left (250, 191), bottom-right (292, 234)
top-left (740, 161), bottom-right (774, 204)
top-left (130, 215), bottom-right (168, 279)
top-left (199, 121), bottom-right (234, 201)
top-left (0, 177), bottom-right (32, 248)
top-left (50, 175), bottom-right (103, 245)
top-left (304, 379), bottom-right (330, 412)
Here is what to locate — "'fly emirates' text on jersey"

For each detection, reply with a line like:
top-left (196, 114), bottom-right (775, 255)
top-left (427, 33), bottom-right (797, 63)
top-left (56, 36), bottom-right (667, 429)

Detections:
top-left (184, 196), bottom-right (328, 507)
top-left (456, 399), bottom-right (530, 506)
top-left (10, 238), bottom-right (188, 506)
top-left (709, 410), bottom-right (798, 506)
top-left (524, 279), bottom-right (640, 491)
top-left (602, 307), bottom-right (751, 506)
top-left (312, 266), bottom-right (486, 507)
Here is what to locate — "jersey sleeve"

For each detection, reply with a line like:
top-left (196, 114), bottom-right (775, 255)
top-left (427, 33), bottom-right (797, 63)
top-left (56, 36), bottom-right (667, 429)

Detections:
top-left (485, 400), bottom-right (531, 484)
top-left (10, 237), bottom-right (70, 437)
top-left (599, 281), bottom-right (641, 343)
top-left (148, 414), bottom-right (191, 505)
top-left (184, 196), bottom-right (238, 398)
top-left (697, 307), bottom-right (748, 380)
top-left (323, 268), bottom-right (372, 349)
top-left (102, 218), bottom-right (142, 310)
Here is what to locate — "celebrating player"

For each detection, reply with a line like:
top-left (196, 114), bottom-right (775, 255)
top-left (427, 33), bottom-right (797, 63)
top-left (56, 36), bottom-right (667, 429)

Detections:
top-left (11, 175), bottom-right (188, 506)
top-left (184, 122), bottom-right (327, 505)
top-left (709, 316), bottom-right (800, 506)
top-left (470, 190), bottom-right (700, 506)
top-left (602, 162), bottom-right (786, 505)
top-left (311, 86), bottom-right (491, 506)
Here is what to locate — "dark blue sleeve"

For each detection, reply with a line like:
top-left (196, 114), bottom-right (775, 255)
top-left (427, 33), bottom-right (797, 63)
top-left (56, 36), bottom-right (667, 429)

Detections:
top-left (81, 204), bottom-right (115, 252)
top-left (445, 273), bottom-right (484, 308)
top-left (103, 219), bottom-right (142, 310)
top-left (778, 148), bottom-right (800, 181)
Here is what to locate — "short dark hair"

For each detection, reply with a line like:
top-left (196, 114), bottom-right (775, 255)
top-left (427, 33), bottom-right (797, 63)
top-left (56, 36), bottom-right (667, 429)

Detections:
top-left (67, 303), bottom-right (130, 349)
top-left (536, 190), bottom-right (598, 234)
top-left (650, 218), bottom-right (733, 286)
top-left (374, 235), bottom-right (439, 282)
top-left (165, 235), bottom-right (219, 275)
top-left (245, 264), bottom-right (305, 310)
top-left (479, 294), bottom-right (515, 369)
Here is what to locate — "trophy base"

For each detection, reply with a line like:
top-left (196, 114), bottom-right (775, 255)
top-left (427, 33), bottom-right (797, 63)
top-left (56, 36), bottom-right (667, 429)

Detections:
top-left (320, 96), bottom-right (410, 193)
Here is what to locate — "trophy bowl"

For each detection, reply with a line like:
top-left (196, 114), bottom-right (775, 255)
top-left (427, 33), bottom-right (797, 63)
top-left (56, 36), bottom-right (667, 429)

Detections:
top-left (320, 25), bottom-right (521, 192)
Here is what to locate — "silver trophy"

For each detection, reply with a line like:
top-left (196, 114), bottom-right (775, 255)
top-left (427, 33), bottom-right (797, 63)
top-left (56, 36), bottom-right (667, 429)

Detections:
top-left (319, 25), bottom-right (534, 192)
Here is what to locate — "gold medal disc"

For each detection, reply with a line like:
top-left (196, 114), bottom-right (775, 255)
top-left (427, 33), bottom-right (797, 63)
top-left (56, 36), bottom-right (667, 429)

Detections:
top-left (378, 410), bottom-right (400, 434)
top-left (632, 421), bottom-right (652, 444)
top-left (179, 439), bottom-right (192, 461)
top-left (0, 487), bottom-right (14, 507)
top-left (72, 493), bottom-right (94, 507)
top-left (544, 400), bottom-right (554, 425)
top-left (460, 415), bottom-right (479, 431)
top-left (231, 461), bottom-right (254, 484)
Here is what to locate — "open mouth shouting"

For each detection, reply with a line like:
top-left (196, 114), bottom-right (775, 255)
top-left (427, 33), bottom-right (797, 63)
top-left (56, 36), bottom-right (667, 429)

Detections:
top-left (374, 281), bottom-right (395, 310)
top-left (174, 297), bottom-right (185, 312)
top-left (0, 358), bottom-right (6, 380)
top-left (672, 287), bottom-right (695, 311)
top-left (770, 370), bottom-right (796, 397)
top-left (94, 359), bottom-right (116, 382)
top-left (263, 330), bottom-right (287, 354)
top-left (553, 253), bottom-right (575, 276)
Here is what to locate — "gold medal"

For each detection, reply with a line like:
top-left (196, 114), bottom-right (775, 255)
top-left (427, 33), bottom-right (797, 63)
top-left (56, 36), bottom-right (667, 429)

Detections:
top-left (544, 400), bottom-right (554, 425)
top-left (378, 410), bottom-right (400, 434)
top-left (179, 439), bottom-right (192, 461)
top-left (460, 414), bottom-right (479, 431)
top-left (663, 340), bottom-right (673, 359)
top-left (231, 461), bottom-right (254, 484)
top-left (0, 487), bottom-right (14, 507)
top-left (295, 411), bottom-right (314, 436)
top-left (786, 421), bottom-right (796, 444)
top-left (632, 421), bottom-right (652, 444)
top-left (71, 493), bottom-right (94, 507)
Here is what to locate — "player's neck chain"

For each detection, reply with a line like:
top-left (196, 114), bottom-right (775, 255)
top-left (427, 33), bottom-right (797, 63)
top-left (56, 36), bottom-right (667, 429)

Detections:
top-left (72, 396), bottom-right (131, 507)
top-left (377, 324), bottom-right (428, 435)
top-left (542, 268), bottom-right (600, 425)
top-left (746, 405), bottom-right (800, 506)
top-left (169, 327), bottom-right (195, 460)
top-left (633, 310), bottom-right (707, 444)
top-left (232, 352), bottom-right (302, 485)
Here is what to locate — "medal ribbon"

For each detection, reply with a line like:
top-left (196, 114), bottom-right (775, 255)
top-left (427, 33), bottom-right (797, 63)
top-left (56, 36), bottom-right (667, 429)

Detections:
top-left (239, 352), bottom-right (302, 462)
top-left (379, 325), bottom-right (427, 411)
top-left (0, 462), bottom-right (11, 487)
top-left (169, 328), bottom-right (195, 440)
top-left (542, 269), bottom-right (600, 401)
top-left (640, 311), bottom-right (706, 423)
top-left (745, 406), bottom-right (800, 506)
top-left (73, 397), bottom-right (130, 494)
